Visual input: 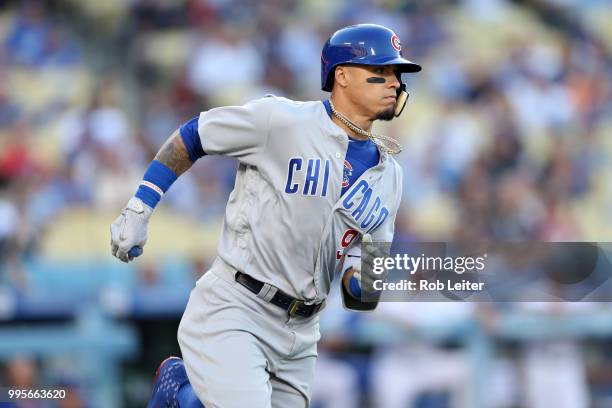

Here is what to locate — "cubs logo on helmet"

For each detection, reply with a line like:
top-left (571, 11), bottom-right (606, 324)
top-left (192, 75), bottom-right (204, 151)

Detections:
top-left (391, 33), bottom-right (401, 51)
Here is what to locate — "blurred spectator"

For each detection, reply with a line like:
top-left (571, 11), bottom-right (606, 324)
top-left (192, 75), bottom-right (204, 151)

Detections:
top-left (5, 355), bottom-right (38, 387)
top-left (5, 2), bottom-right (80, 67)
top-left (0, 69), bottom-right (21, 127)
top-left (0, 194), bottom-right (19, 258)
top-left (54, 384), bottom-right (87, 408)
top-left (4, 355), bottom-right (45, 408)
top-left (517, 302), bottom-right (595, 408)
top-left (369, 302), bottom-right (476, 408)
top-left (187, 25), bottom-right (264, 102)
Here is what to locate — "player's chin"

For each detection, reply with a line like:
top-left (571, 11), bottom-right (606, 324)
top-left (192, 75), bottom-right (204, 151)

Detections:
top-left (375, 107), bottom-right (396, 121)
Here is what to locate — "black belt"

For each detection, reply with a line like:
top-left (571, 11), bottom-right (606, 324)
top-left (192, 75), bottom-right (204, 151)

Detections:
top-left (235, 272), bottom-right (324, 318)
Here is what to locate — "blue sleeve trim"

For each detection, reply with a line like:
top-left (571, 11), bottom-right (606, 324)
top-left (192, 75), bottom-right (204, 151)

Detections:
top-left (180, 116), bottom-right (206, 162)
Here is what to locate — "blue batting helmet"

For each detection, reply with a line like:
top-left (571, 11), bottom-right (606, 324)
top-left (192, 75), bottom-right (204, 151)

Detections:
top-left (321, 24), bottom-right (421, 92)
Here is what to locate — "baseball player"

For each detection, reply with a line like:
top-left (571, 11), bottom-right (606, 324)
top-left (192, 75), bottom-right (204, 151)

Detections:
top-left (110, 24), bottom-right (421, 408)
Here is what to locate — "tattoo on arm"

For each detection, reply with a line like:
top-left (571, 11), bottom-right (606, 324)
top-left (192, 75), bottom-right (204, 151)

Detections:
top-left (154, 130), bottom-right (193, 176)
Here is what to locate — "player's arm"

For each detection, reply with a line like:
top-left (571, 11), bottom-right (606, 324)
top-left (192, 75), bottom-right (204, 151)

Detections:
top-left (342, 163), bottom-right (403, 309)
top-left (154, 129), bottom-right (194, 176)
top-left (340, 234), bottom-right (388, 311)
top-left (341, 246), bottom-right (364, 299)
top-left (110, 98), bottom-right (272, 263)
top-left (110, 117), bottom-right (204, 263)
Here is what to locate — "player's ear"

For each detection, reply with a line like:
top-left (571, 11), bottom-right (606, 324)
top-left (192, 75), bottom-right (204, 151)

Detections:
top-left (334, 65), bottom-right (350, 89)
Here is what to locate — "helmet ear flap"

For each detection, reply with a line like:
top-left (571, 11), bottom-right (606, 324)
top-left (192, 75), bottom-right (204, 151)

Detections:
top-left (394, 83), bottom-right (409, 117)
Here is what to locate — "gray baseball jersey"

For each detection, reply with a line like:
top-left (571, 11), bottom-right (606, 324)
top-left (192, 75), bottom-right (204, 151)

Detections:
top-left (197, 95), bottom-right (403, 302)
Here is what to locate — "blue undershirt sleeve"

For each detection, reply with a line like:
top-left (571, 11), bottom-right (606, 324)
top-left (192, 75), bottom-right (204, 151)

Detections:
top-left (179, 116), bottom-right (206, 162)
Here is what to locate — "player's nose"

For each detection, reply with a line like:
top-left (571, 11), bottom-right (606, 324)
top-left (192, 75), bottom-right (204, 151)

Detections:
top-left (388, 73), bottom-right (400, 90)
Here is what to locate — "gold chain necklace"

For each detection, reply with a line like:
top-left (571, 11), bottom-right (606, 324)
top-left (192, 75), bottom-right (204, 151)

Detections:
top-left (329, 100), bottom-right (403, 155)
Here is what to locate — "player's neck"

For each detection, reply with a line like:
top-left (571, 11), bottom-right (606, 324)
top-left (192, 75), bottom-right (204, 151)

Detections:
top-left (329, 95), bottom-right (373, 141)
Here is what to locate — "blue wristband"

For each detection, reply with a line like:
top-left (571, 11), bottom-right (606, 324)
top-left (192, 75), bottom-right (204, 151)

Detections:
top-left (348, 274), bottom-right (362, 298)
top-left (135, 160), bottom-right (178, 208)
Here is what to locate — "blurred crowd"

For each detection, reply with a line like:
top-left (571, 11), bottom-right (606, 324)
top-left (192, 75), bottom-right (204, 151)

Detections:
top-left (1, 0), bottom-right (612, 407)
top-left (0, 0), bottom-right (610, 261)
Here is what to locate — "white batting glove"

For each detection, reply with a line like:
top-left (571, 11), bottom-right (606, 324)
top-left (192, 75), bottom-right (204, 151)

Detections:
top-left (110, 197), bottom-right (153, 263)
top-left (345, 234), bottom-right (390, 297)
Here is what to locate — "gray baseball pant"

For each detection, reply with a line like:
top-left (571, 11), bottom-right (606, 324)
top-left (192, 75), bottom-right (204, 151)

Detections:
top-left (178, 258), bottom-right (320, 408)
